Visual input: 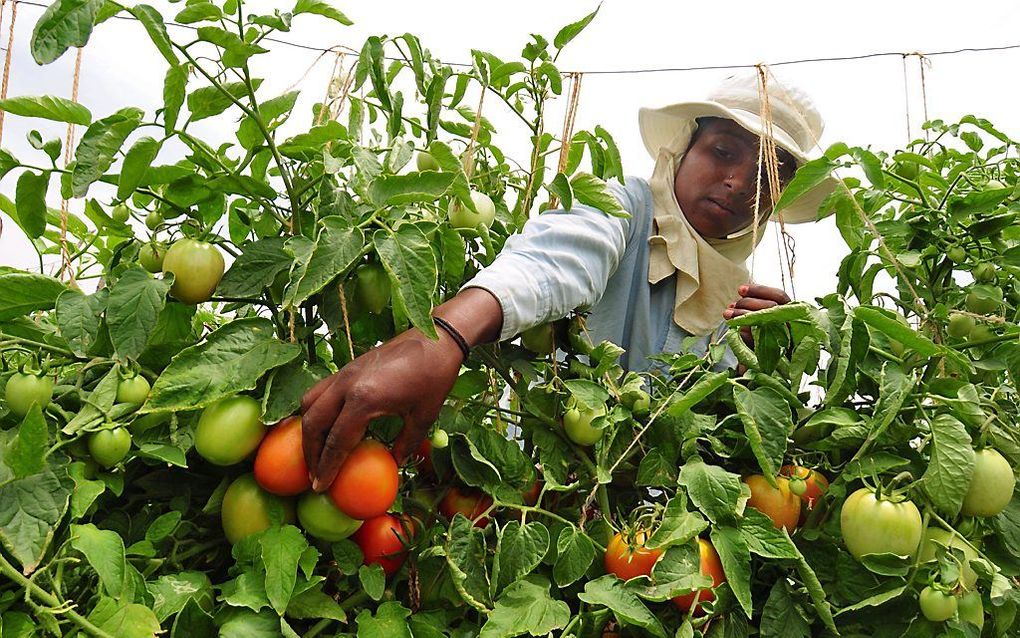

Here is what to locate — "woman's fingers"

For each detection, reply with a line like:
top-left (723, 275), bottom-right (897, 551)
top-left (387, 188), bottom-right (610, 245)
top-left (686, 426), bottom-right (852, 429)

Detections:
top-left (732, 297), bottom-right (779, 312)
top-left (301, 375), bottom-right (346, 476)
top-left (313, 402), bottom-right (374, 491)
top-left (739, 284), bottom-right (791, 305)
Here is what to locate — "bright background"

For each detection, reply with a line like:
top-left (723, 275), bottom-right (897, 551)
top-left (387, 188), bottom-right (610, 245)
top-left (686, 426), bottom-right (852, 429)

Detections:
top-left (2, 0), bottom-right (1020, 304)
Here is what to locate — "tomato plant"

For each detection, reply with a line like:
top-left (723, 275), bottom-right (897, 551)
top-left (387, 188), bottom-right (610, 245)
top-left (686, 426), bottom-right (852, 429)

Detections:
top-left (604, 530), bottom-right (662, 581)
top-left (780, 465), bottom-right (828, 512)
top-left (672, 539), bottom-right (726, 615)
top-left (4, 371), bottom-right (53, 417)
top-left (221, 474), bottom-right (297, 545)
top-left (562, 400), bottom-right (607, 446)
top-left (194, 395), bottom-right (266, 466)
top-left (840, 488), bottom-right (923, 559)
top-left (328, 440), bottom-right (399, 520)
top-left (254, 416), bottom-right (311, 496)
top-left (917, 527), bottom-right (978, 589)
top-left (744, 474), bottom-right (801, 532)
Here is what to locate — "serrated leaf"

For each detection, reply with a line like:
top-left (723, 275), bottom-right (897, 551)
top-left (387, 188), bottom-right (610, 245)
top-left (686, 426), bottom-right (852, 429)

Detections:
top-left (922, 415), bottom-right (975, 517)
top-left (106, 267), bottom-right (170, 360)
top-left (373, 223), bottom-right (438, 338)
top-left (0, 271), bottom-right (66, 321)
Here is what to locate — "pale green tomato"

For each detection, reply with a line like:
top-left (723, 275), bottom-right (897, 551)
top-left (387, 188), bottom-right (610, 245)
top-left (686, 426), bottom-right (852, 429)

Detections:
top-left (563, 402), bottom-right (607, 446)
top-left (521, 322), bottom-right (556, 354)
top-left (194, 395), bottom-right (266, 466)
top-left (917, 527), bottom-right (978, 589)
top-left (416, 151), bottom-right (440, 171)
top-left (89, 427), bottom-right (132, 468)
top-left (4, 372), bottom-right (54, 417)
top-left (297, 492), bottom-right (363, 542)
top-left (116, 375), bottom-right (150, 406)
top-left (840, 488), bottom-right (922, 559)
top-left (162, 239), bottom-right (225, 304)
top-left (221, 474), bottom-right (296, 544)
top-left (961, 448), bottom-right (1015, 517)
top-left (448, 191), bottom-right (496, 229)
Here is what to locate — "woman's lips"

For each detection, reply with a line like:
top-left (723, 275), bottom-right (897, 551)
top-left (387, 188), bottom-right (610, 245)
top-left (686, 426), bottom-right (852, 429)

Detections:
top-left (707, 198), bottom-right (738, 216)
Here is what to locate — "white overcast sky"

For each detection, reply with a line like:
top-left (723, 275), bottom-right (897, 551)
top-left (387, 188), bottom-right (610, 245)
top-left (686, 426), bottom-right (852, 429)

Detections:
top-left (2, 0), bottom-right (1020, 305)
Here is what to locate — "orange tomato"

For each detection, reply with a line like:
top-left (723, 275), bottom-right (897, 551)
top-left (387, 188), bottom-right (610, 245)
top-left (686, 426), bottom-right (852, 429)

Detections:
top-left (744, 474), bottom-right (801, 532)
top-left (673, 539), bottom-right (726, 615)
top-left (439, 487), bottom-right (494, 528)
top-left (329, 440), bottom-right (399, 520)
top-left (254, 416), bottom-right (311, 496)
top-left (604, 530), bottom-right (663, 581)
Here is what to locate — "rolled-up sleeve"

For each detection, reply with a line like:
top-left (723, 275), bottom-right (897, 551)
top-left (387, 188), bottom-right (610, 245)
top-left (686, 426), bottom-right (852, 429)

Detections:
top-left (462, 183), bottom-right (634, 342)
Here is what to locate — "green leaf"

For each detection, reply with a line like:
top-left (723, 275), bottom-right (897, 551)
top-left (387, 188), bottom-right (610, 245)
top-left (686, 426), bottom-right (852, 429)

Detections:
top-left (710, 525), bottom-right (751, 618)
top-left (446, 515), bottom-right (492, 611)
top-left (739, 509), bottom-right (798, 559)
top-left (118, 136), bottom-right (160, 200)
top-left (374, 223), bottom-right (438, 339)
top-left (261, 362), bottom-right (327, 425)
top-left (14, 171), bottom-right (48, 238)
top-left (174, 2), bottom-right (222, 24)
top-left (171, 599), bottom-right (216, 638)
top-left (666, 372), bottom-right (728, 416)
top-left (293, 0), bottom-right (352, 25)
top-left (732, 386), bottom-right (791, 483)
top-left (148, 572), bottom-right (213, 623)
top-left (8, 406), bottom-right (47, 478)
top-left (921, 414), bottom-right (975, 517)
top-left (144, 318), bottom-right (301, 412)
top-left (0, 95), bottom-right (91, 125)
top-left (68, 461), bottom-right (105, 519)
top-left (63, 367), bottom-right (119, 435)
top-left (355, 602), bottom-right (412, 638)
top-left (0, 461), bottom-right (73, 574)
top-left (216, 608), bottom-right (279, 638)
top-left (129, 5), bottom-right (178, 66)
top-left (368, 172), bottom-right (456, 206)
top-left (359, 563), bottom-right (387, 601)
top-left (87, 597), bottom-right (161, 638)
top-left (196, 26), bottom-right (267, 67)
top-left (285, 585), bottom-right (346, 621)
top-left (187, 80), bottom-right (261, 122)
top-left (854, 307), bottom-right (938, 356)
top-left (577, 575), bottom-right (667, 638)
top-left (0, 271), bottom-right (66, 321)
top-left (30, 0), bottom-right (104, 64)
top-left (647, 498), bottom-right (708, 550)
top-left (773, 156), bottom-right (835, 219)
top-left (237, 91), bottom-right (299, 149)
top-left (70, 524), bottom-right (127, 599)
top-left (72, 107), bottom-right (144, 197)
top-left (553, 6), bottom-right (599, 49)
top-left (546, 173), bottom-right (572, 211)
top-left (678, 459), bottom-right (742, 524)
top-left (478, 576), bottom-right (571, 638)
top-left (260, 525), bottom-right (306, 615)
top-left (640, 542), bottom-right (710, 602)
top-left (106, 267), bottom-right (170, 361)
top-left (569, 172), bottom-right (627, 217)
top-left (163, 64), bottom-right (189, 135)
top-left (553, 526), bottom-right (594, 587)
top-left (284, 218), bottom-right (364, 308)
top-left (492, 521), bottom-right (549, 597)
top-left (218, 237), bottom-right (291, 298)
top-left (760, 581), bottom-right (810, 638)
top-left (55, 287), bottom-right (105, 357)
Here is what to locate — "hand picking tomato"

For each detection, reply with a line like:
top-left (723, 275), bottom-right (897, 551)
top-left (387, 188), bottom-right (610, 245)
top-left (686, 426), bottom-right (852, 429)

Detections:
top-left (88, 427), bottom-right (132, 468)
top-left (297, 492), bottom-right (362, 542)
top-left (604, 530), bottom-right (663, 581)
top-left (672, 538), bottom-right (726, 615)
top-left (328, 440), bottom-right (399, 520)
top-left (162, 238), bottom-right (225, 304)
top-left (4, 371), bottom-right (54, 417)
top-left (960, 448), bottom-right (1015, 517)
top-left (221, 473), bottom-right (296, 545)
top-left (440, 487), bottom-right (494, 528)
top-left (353, 513), bottom-right (411, 576)
top-left (840, 487), bottom-right (923, 559)
top-left (744, 475), bottom-right (801, 532)
top-left (918, 586), bottom-right (958, 622)
top-left (194, 395), bottom-right (266, 466)
top-left (254, 416), bottom-right (311, 496)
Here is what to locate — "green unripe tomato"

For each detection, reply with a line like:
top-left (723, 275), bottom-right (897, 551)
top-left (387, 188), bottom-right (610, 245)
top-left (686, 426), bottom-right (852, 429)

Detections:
top-left (840, 488), bottom-right (923, 559)
top-left (430, 429), bottom-right (449, 449)
top-left (917, 527), bottom-right (978, 589)
top-left (162, 239), bottom-right (225, 304)
top-left (297, 492), bottom-right (363, 542)
top-left (961, 448), bottom-right (1015, 517)
top-left (957, 591), bottom-right (984, 629)
top-left (354, 263), bottom-right (391, 315)
top-left (947, 313), bottom-right (976, 339)
top-left (918, 586), bottom-right (957, 622)
top-left (630, 393), bottom-right (651, 417)
top-left (562, 402), bottom-right (607, 446)
top-left (893, 161), bottom-right (919, 181)
top-left (4, 372), bottom-right (54, 417)
top-left (112, 204), bottom-right (131, 224)
top-left (416, 151), bottom-right (440, 171)
top-left (88, 427), bottom-right (132, 468)
top-left (973, 262), bottom-right (997, 283)
top-left (145, 211), bottom-right (163, 230)
top-left (965, 285), bottom-right (1003, 315)
top-left (521, 322), bottom-right (556, 354)
top-left (448, 191), bottom-right (496, 229)
top-left (789, 478), bottom-right (808, 497)
top-left (946, 246), bottom-right (966, 263)
top-left (116, 375), bottom-right (150, 406)
top-left (194, 395), bottom-right (266, 466)
top-left (221, 474), bottom-right (296, 544)
top-left (968, 324), bottom-right (995, 342)
top-left (138, 243), bottom-right (166, 273)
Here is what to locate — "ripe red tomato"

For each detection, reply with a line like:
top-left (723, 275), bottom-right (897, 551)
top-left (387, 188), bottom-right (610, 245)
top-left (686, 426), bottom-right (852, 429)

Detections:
top-left (221, 473), bottom-right (296, 545)
top-left (162, 238), bottom-right (225, 304)
top-left (440, 487), bottom-right (494, 528)
top-left (744, 475), bottom-right (801, 532)
top-left (329, 440), bottom-right (399, 520)
top-left (780, 465), bottom-right (829, 511)
top-left (352, 513), bottom-right (411, 576)
top-left (604, 530), bottom-right (663, 581)
top-left (673, 539), bottom-right (726, 615)
top-left (254, 416), bottom-right (311, 496)
top-left (522, 480), bottom-right (542, 506)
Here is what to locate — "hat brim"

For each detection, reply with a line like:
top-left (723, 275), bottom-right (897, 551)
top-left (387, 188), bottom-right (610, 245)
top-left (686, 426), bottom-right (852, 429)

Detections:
top-left (638, 101), bottom-right (836, 224)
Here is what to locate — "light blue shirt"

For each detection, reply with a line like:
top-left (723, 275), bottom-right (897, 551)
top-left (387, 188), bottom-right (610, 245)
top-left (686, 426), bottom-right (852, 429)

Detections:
top-left (464, 176), bottom-right (735, 373)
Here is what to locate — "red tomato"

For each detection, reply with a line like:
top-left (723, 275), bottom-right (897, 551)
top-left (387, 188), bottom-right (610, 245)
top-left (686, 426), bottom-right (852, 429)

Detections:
top-left (744, 475), bottom-right (801, 532)
top-left (440, 487), bottom-right (494, 528)
top-left (352, 514), bottom-right (412, 576)
top-left (329, 440), bottom-right (399, 520)
top-left (254, 416), bottom-right (311, 496)
top-left (780, 465), bottom-right (829, 511)
top-left (673, 539), bottom-right (726, 615)
top-left (604, 530), bottom-right (663, 581)
top-left (522, 480), bottom-right (542, 506)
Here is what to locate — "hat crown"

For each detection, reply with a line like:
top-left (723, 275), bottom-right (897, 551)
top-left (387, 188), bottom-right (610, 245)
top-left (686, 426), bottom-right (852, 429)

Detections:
top-left (707, 71), bottom-right (823, 153)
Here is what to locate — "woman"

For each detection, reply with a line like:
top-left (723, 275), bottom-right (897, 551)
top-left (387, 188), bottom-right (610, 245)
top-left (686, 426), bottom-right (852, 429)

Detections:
top-left (300, 71), bottom-right (835, 490)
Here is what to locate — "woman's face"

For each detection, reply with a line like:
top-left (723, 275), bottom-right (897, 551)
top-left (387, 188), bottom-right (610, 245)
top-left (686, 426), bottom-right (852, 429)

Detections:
top-left (674, 118), bottom-right (796, 239)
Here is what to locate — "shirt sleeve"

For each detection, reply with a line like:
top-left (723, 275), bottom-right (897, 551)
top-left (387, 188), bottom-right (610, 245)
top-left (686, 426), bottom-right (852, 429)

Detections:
top-left (462, 180), bottom-right (638, 342)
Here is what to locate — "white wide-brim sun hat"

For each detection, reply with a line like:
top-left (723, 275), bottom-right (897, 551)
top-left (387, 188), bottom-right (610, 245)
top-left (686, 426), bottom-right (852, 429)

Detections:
top-left (638, 71), bottom-right (837, 224)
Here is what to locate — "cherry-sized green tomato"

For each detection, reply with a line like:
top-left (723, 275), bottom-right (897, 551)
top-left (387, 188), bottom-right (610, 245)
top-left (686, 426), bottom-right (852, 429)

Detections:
top-left (957, 591), bottom-right (984, 629)
top-left (973, 262), bottom-right (997, 283)
top-left (194, 395), bottom-right (266, 466)
top-left (221, 474), bottom-right (296, 545)
top-left (354, 263), bottom-right (391, 315)
top-left (521, 322), bottom-right (555, 354)
top-left (112, 204), bottom-right (131, 223)
top-left (430, 429), bottom-right (449, 449)
top-left (145, 211), bottom-right (163, 230)
top-left (563, 402), bottom-right (607, 446)
top-left (4, 372), bottom-right (54, 417)
top-left (162, 239), bottom-right (225, 304)
top-left (947, 313), bottom-right (975, 339)
top-left (918, 586), bottom-right (957, 622)
top-left (946, 245), bottom-right (966, 263)
top-left (88, 427), bottom-right (132, 468)
top-left (297, 492), bottom-right (363, 542)
top-left (448, 191), bottom-right (496, 229)
top-left (416, 151), bottom-right (440, 171)
top-left (961, 448), bottom-right (1015, 517)
top-left (138, 243), bottom-right (166, 273)
top-left (116, 375), bottom-right (150, 406)
top-left (965, 284), bottom-right (1003, 315)
top-left (840, 487), bottom-right (923, 559)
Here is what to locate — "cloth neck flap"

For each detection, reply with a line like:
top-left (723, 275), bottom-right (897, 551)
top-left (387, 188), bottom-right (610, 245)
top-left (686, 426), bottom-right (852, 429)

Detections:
top-left (646, 122), bottom-right (769, 336)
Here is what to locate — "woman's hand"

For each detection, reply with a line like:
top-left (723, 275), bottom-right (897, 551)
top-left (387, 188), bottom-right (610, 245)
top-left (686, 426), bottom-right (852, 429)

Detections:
top-left (300, 288), bottom-right (503, 491)
top-left (723, 284), bottom-right (792, 347)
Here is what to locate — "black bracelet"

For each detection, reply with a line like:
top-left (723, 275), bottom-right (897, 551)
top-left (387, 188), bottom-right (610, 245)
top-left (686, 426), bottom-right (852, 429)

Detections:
top-left (433, 316), bottom-right (470, 363)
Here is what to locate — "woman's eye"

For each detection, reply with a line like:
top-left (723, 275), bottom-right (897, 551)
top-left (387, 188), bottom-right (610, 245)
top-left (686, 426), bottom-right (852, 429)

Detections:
top-left (714, 147), bottom-right (732, 160)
